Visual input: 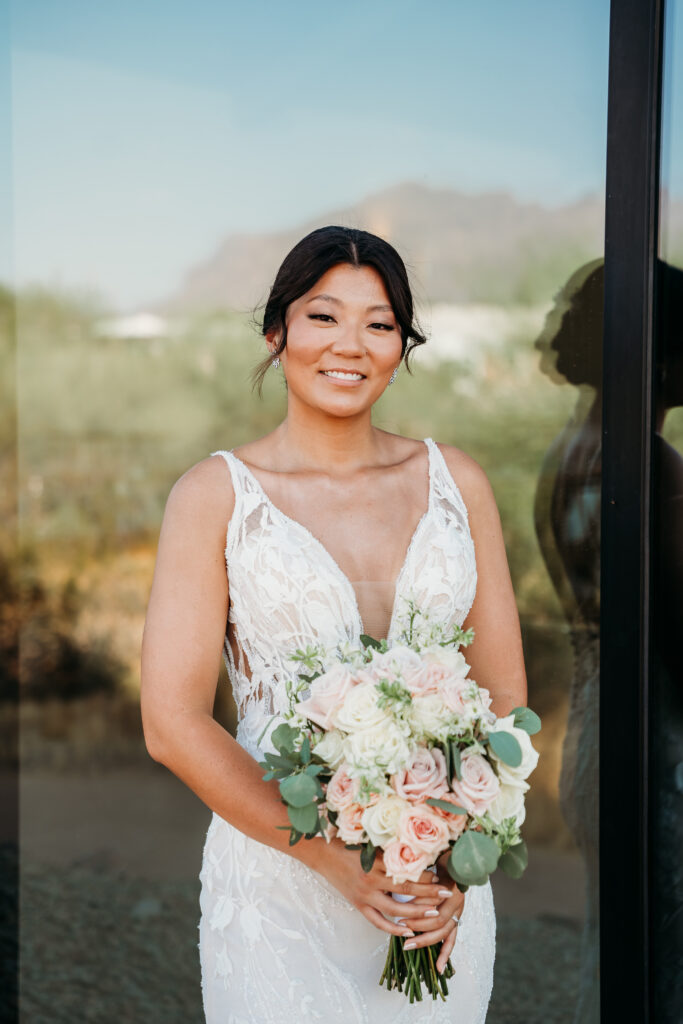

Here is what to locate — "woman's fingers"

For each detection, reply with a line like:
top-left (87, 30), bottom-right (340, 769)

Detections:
top-left (362, 905), bottom-right (416, 937)
top-left (403, 915), bottom-right (458, 950)
top-left (435, 920), bottom-right (459, 973)
top-left (372, 892), bottom-right (437, 920)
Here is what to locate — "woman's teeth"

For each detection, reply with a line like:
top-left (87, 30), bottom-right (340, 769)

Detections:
top-left (322, 370), bottom-right (364, 380)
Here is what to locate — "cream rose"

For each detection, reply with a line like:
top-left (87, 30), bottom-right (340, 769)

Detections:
top-left (450, 751), bottom-right (501, 815)
top-left (344, 720), bottom-right (413, 776)
top-left (487, 714), bottom-right (540, 786)
top-left (391, 746), bottom-right (448, 802)
top-left (382, 839), bottom-right (433, 884)
top-left (325, 763), bottom-right (359, 812)
top-left (407, 694), bottom-right (452, 741)
top-left (421, 645), bottom-right (471, 678)
top-left (396, 805), bottom-right (451, 856)
top-left (361, 794), bottom-right (409, 848)
top-left (294, 664), bottom-right (358, 730)
top-left (333, 680), bottom-right (390, 733)
top-left (313, 728), bottom-right (345, 769)
top-left (487, 782), bottom-right (527, 827)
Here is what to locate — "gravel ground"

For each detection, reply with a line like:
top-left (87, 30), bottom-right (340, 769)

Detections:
top-left (17, 856), bottom-right (581, 1024)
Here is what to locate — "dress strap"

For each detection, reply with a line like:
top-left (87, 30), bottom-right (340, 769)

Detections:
top-left (422, 437), bottom-right (471, 521)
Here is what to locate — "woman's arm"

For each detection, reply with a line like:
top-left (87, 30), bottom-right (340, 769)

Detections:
top-left (439, 444), bottom-right (528, 717)
top-left (140, 454), bottom-right (444, 934)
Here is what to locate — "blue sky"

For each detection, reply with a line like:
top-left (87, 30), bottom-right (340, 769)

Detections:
top-left (3, 0), bottom-right (655, 309)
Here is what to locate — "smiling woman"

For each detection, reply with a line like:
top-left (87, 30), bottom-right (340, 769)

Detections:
top-left (140, 225), bottom-right (527, 1023)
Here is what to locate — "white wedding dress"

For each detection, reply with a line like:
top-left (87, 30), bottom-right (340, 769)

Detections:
top-left (198, 437), bottom-right (496, 1023)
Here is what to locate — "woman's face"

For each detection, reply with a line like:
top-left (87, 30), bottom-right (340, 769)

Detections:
top-left (269, 262), bottom-right (404, 419)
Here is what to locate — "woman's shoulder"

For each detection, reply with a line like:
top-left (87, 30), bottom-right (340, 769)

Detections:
top-left (431, 440), bottom-right (497, 514)
top-left (163, 451), bottom-right (237, 533)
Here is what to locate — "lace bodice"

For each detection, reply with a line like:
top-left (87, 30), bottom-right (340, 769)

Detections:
top-left (209, 437), bottom-right (477, 760)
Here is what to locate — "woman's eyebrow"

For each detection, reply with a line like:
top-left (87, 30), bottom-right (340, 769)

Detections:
top-left (306, 293), bottom-right (393, 313)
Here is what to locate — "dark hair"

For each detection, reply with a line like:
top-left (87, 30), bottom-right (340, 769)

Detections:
top-left (251, 225), bottom-right (427, 394)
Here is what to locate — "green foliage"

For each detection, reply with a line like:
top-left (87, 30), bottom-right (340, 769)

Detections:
top-left (486, 729), bottom-right (523, 768)
top-left (498, 840), bottom-right (529, 879)
top-left (448, 829), bottom-right (500, 886)
top-left (425, 796), bottom-right (467, 815)
top-left (511, 706), bottom-right (542, 735)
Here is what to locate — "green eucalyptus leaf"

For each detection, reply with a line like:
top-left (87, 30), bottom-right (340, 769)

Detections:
top-left (425, 797), bottom-right (468, 815)
top-left (300, 734), bottom-right (311, 764)
top-left (360, 633), bottom-right (383, 650)
top-left (288, 827), bottom-right (303, 847)
top-left (511, 707), bottom-right (542, 735)
top-left (271, 722), bottom-right (298, 753)
top-left (304, 763), bottom-right (327, 776)
top-left (449, 830), bottom-right (500, 886)
top-left (450, 742), bottom-right (462, 781)
top-left (279, 773), bottom-right (318, 807)
top-left (360, 841), bottom-right (377, 873)
top-left (263, 751), bottom-right (298, 770)
top-left (498, 841), bottom-right (528, 879)
top-left (487, 730), bottom-right (523, 768)
top-left (287, 802), bottom-right (319, 834)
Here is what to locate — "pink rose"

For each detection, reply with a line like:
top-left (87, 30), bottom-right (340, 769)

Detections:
top-left (367, 647), bottom-right (424, 691)
top-left (407, 661), bottom-right (454, 697)
top-left (450, 752), bottom-right (500, 816)
top-left (335, 802), bottom-right (367, 843)
top-left (294, 664), bottom-right (358, 729)
top-left (396, 805), bottom-right (450, 856)
top-left (382, 839), bottom-right (433, 884)
top-left (438, 676), bottom-right (470, 715)
top-left (391, 747), bottom-right (448, 803)
top-left (427, 791), bottom-right (468, 840)
top-left (325, 764), bottom-right (359, 812)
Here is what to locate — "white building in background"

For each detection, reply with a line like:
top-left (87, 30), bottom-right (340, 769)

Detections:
top-left (417, 302), bottom-right (549, 368)
top-left (94, 311), bottom-right (169, 340)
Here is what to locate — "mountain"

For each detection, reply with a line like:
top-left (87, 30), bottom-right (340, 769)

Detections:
top-left (156, 181), bottom-right (683, 313)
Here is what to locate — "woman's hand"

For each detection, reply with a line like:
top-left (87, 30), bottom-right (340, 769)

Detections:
top-left (393, 848), bottom-right (466, 974)
top-left (310, 837), bottom-right (447, 939)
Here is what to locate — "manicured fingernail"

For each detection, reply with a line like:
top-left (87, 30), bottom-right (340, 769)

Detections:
top-left (402, 928), bottom-right (415, 937)
top-left (438, 889), bottom-right (452, 898)
top-left (425, 909), bottom-right (439, 917)
top-left (404, 941), bottom-right (416, 949)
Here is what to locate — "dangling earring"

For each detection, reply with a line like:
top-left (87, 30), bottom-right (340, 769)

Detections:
top-left (272, 356), bottom-right (280, 369)
top-left (388, 366), bottom-right (398, 385)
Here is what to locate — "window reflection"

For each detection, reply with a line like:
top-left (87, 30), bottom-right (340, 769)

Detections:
top-left (533, 260), bottom-right (602, 1023)
top-left (651, 259), bottom-right (683, 1021)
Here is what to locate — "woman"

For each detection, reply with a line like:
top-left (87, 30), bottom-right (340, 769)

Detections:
top-left (141, 226), bottom-right (527, 1023)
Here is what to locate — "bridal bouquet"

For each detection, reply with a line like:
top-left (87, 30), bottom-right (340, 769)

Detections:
top-left (257, 599), bottom-right (541, 1003)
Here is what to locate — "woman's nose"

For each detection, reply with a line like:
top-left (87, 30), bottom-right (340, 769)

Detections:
top-left (330, 323), bottom-right (366, 354)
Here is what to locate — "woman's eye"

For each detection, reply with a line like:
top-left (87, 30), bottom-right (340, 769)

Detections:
top-left (308, 313), bottom-right (335, 322)
top-left (370, 322), bottom-right (395, 331)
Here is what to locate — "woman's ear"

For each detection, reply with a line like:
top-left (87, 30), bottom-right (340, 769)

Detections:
top-left (265, 329), bottom-right (280, 354)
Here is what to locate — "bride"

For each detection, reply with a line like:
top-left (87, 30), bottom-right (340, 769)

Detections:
top-left (141, 226), bottom-right (527, 1022)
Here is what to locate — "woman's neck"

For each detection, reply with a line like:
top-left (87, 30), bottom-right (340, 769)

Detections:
top-left (268, 405), bottom-right (383, 474)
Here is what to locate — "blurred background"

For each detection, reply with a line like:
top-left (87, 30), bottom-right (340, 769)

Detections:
top-left (3, 1), bottom-right (683, 1022)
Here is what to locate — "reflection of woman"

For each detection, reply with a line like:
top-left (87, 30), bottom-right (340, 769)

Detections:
top-left (140, 226), bottom-right (527, 1022)
top-left (533, 259), bottom-right (603, 1024)
top-left (651, 262), bottom-right (683, 1021)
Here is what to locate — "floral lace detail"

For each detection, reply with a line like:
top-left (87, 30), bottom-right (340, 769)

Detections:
top-left (198, 438), bottom-right (494, 1022)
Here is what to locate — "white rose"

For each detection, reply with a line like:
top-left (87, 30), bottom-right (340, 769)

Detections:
top-left (487, 781), bottom-right (528, 827)
top-left (334, 681), bottom-right (388, 733)
top-left (421, 645), bottom-right (471, 678)
top-left (344, 721), bottom-right (413, 776)
top-left (361, 794), bottom-right (410, 848)
top-left (313, 729), bottom-right (345, 769)
top-left (408, 694), bottom-right (452, 741)
top-left (487, 714), bottom-right (540, 786)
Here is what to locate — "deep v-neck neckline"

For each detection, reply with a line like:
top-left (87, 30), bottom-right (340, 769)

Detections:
top-left (227, 438), bottom-right (436, 643)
